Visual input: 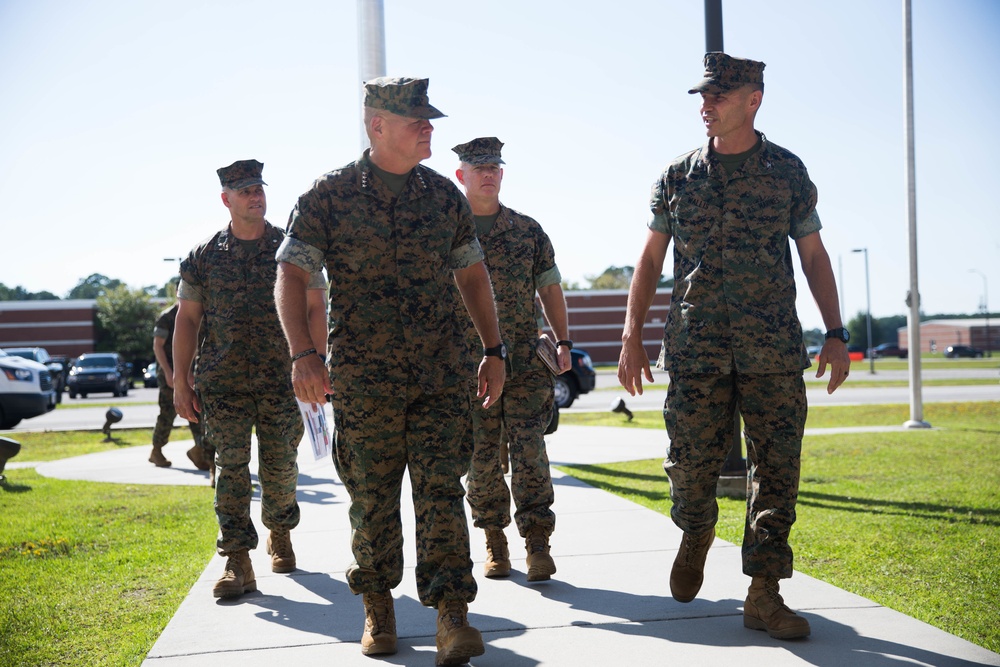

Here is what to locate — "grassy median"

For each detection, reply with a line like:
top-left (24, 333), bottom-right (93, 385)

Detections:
top-left (557, 401), bottom-right (1000, 653)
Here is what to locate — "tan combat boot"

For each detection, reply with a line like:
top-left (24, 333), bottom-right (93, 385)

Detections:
top-left (148, 446), bottom-right (171, 468)
top-left (266, 529), bottom-right (296, 573)
top-left (435, 599), bottom-right (484, 666)
top-left (484, 528), bottom-right (511, 578)
top-left (670, 528), bottom-right (715, 602)
top-left (525, 526), bottom-right (556, 582)
top-left (186, 445), bottom-right (210, 471)
top-left (212, 549), bottom-right (256, 599)
top-left (361, 590), bottom-right (397, 656)
top-left (744, 576), bottom-right (811, 639)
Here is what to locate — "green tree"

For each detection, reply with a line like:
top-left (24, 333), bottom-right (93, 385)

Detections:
top-left (0, 283), bottom-right (59, 300)
top-left (584, 266), bottom-right (673, 290)
top-left (95, 285), bottom-right (158, 364)
top-left (67, 273), bottom-right (124, 299)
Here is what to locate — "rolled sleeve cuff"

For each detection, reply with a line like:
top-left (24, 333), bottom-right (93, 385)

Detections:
top-left (307, 268), bottom-right (327, 290)
top-left (535, 265), bottom-right (562, 291)
top-left (177, 279), bottom-right (204, 303)
top-left (791, 209), bottom-right (823, 239)
top-left (648, 211), bottom-right (670, 234)
top-left (276, 236), bottom-right (326, 274)
top-left (153, 327), bottom-right (169, 339)
top-left (450, 239), bottom-right (485, 270)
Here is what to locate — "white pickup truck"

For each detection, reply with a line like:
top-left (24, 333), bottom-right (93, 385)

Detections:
top-left (0, 348), bottom-right (57, 429)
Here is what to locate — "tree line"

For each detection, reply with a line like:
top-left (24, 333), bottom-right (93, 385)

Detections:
top-left (2, 269), bottom-right (992, 365)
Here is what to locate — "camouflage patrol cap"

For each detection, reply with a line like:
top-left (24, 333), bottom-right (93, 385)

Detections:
top-left (688, 52), bottom-right (765, 94)
top-left (363, 76), bottom-right (446, 119)
top-left (451, 137), bottom-right (505, 165)
top-left (217, 159), bottom-right (267, 190)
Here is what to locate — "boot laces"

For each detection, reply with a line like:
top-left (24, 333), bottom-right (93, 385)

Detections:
top-left (678, 531), bottom-right (709, 567)
top-left (763, 577), bottom-right (790, 610)
top-left (440, 600), bottom-right (467, 629)
top-left (526, 529), bottom-right (548, 555)
top-left (271, 531), bottom-right (292, 558)
top-left (485, 530), bottom-right (507, 561)
top-left (366, 592), bottom-right (392, 632)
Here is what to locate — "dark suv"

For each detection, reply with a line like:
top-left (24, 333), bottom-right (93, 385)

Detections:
top-left (553, 348), bottom-right (597, 409)
top-left (66, 352), bottom-right (130, 398)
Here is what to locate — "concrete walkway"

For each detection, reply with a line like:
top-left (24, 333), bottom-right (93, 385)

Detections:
top-left (26, 424), bottom-right (1000, 666)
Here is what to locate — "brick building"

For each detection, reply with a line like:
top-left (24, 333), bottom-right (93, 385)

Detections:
top-left (0, 300), bottom-right (98, 357)
top-left (558, 288), bottom-right (672, 365)
top-left (898, 318), bottom-right (997, 354)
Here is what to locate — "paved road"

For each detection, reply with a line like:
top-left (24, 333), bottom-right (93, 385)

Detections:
top-left (4, 367), bottom-right (997, 433)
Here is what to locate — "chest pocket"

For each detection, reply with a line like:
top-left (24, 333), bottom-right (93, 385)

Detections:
top-left (670, 186), bottom-right (716, 261)
top-left (739, 178), bottom-right (793, 267)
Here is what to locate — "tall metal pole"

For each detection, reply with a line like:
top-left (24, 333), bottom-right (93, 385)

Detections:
top-left (970, 269), bottom-right (990, 357)
top-left (853, 248), bottom-right (874, 374)
top-left (903, 0), bottom-right (930, 428)
top-left (701, 1), bottom-right (743, 483)
top-left (705, 0), bottom-right (724, 52)
top-left (357, 0), bottom-right (386, 150)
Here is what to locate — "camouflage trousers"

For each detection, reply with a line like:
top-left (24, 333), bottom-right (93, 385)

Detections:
top-left (201, 391), bottom-right (302, 556)
top-left (152, 378), bottom-right (206, 451)
top-left (466, 367), bottom-right (555, 537)
top-left (663, 371), bottom-right (806, 579)
top-left (331, 382), bottom-right (476, 607)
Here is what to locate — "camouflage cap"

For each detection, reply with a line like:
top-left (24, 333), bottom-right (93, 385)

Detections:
top-left (363, 76), bottom-right (446, 119)
top-left (452, 137), bottom-right (505, 165)
top-left (217, 159), bottom-right (267, 190)
top-left (688, 52), bottom-right (765, 94)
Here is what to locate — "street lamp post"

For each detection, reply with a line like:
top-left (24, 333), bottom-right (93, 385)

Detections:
top-left (852, 248), bottom-right (874, 374)
top-left (969, 269), bottom-right (991, 357)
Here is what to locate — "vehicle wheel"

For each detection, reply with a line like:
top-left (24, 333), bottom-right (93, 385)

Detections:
top-left (123, 384), bottom-right (129, 396)
top-left (1, 408), bottom-right (21, 429)
top-left (69, 391), bottom-right (78, 399)
top-left (553, 375), bottom-right (576, 409)
top-left (80, 392), bottom-right (88, 398)
top-left (113, 387), bottom-right (121, 397)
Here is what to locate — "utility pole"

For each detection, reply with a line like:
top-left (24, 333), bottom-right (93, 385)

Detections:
top-left (357, 0), bottom-right (386, 150)
top-left (852, 248), bottom-right (874, 374)
top-left (903, 0), bottom-right (930, 428)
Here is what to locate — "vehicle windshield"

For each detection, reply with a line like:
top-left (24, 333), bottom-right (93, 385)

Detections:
top-left (76, 356), bottom-right (115, 368)
top-left (6, 350), bottom-right (32, 360)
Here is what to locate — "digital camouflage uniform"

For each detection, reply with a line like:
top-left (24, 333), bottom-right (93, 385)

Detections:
top-left (178, 222), bottom-right (313, 556)
top-left (151, 303), bottom-right (206, 453)
top-left (464, 203), bottom-right (559, 538)
top-left (277, 150), bottom-right (485, 607)
top-left (650, 131), bottom-right (821, 579)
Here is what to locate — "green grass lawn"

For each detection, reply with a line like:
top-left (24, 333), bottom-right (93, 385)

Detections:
top-left (557, 401), bottom-right (1000, 653)
top-left (3, 405), bottom-right (998, 663)
top-left (0, 468), bottom-right (217, 667)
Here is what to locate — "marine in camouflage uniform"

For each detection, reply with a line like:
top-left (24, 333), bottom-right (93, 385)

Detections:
top-left (149, 302), bottom-right (208, 472)
top-left (452, 137), bottom-right (572, 583)
top-left (173, 159), bottom-right (327, 600)
top-left (618, 53), bottom-right (850, 639)
top-left (274, 78), bottom-right (504, 663)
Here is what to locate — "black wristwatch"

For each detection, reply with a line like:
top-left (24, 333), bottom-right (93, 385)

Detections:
top-left (825, 327), bottom-right (850, 343)
top-left (483, 343), bottom-right (508, 360)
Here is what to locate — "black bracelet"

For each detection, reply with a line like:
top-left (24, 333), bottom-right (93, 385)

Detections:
top-left (291, 348), bottom-right (317, 362)
top-left (556, 340), bottom-right (573, 349)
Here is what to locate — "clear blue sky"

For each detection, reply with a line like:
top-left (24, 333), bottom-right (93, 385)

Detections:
top-left (2, 0), bottom-right (998, 333)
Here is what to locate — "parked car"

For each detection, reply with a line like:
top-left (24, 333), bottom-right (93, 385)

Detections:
top-left (0, 349), bottom-right (57, 429)
top-left (3, 347), bottom-right (66, 403)
top-left (871, 342), bottom-right (908, 359)
top-left (66, 352), bottom-right (130, 398)
top-left (944, 345), bottom-right (983, 358)
top-left (143, 362), bottom-right (159, 388)
top-left (553, 348), bottom-right (597, 409)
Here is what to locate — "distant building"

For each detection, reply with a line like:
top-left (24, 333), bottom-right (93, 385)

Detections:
top-left (0, 300), bottom-right (98, 356)
top-left (898, 318), bottom-right (997, 354)
top-left (550, 288), bottom-right (672, 365)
